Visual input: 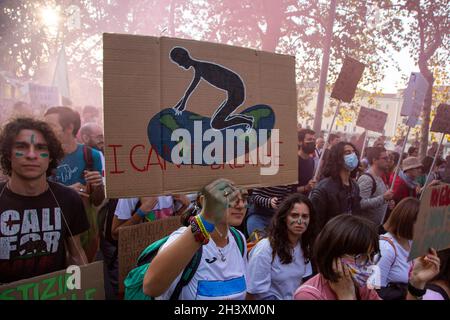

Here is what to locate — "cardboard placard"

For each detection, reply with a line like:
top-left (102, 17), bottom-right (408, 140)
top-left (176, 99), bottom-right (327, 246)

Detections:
top-left (330, 56), bottom-right (366, 103)
top-left (356, 106), bottom-right (388, 133)
top-left (28, 83), bottom-right (61, 107)
top-left (103, 33), bottom-right (298, 198)
top-left (409, 183), bottom-right (450, 260)
top-left (0, 262), bottom-right (104, 300)
top-left (430, 103), bottom-right (450, 134)
top-left (118, 217), bottom-right (181, 293)
top-left (401, 72), bottom-right (429, 119)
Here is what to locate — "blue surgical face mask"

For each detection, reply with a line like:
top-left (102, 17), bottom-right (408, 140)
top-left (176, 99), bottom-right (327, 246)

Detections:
top-left (344, 152), bottom-right (359, 171)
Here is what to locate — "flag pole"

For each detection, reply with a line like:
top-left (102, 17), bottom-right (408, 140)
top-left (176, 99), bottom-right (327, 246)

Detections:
top-left (390, 126), bottom-right (411, 190)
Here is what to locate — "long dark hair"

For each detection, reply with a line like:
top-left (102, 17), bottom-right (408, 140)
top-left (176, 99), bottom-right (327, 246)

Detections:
top-left (323, 141), bottom-right (360, 180)
top-left (268, 193), bottom-right (316, 264)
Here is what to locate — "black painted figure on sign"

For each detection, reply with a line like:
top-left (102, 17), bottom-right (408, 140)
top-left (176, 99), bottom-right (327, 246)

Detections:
top-left (170, 47), bottom-right (254, 131)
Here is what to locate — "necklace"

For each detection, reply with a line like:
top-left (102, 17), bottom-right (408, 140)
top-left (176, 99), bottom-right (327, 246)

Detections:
top-left (218, 248), bottom-right (226, 262)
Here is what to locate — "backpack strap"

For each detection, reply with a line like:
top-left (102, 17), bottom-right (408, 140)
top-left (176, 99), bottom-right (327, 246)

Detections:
top-left (425, 283), bottom-right (450, 300)
top-left (169, 246), bottom-right (203, 300)
top-left (380, 235), bottom-right (397, 267)
top-left (230, 227), bottom-right (245, 257)
top-left (168, 227), bottom-right (245, 300)
top-left (83, 145), bottom-right (94, 171)
top-left (361, 172), bottom-right (377, 196)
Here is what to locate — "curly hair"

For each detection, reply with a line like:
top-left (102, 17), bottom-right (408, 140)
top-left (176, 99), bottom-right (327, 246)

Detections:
top-left (268, 193), bottom-right (316, 265)
top-left (0, 117), bottom-right (64, 177)
top-left (322, 141), bottom-right (360, 180)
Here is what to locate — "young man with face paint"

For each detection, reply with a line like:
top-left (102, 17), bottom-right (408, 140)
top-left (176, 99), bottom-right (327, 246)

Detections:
top-left (0, 118), bottom-right (89, 283)
top-left (44, 106), bottom-right (105, 262)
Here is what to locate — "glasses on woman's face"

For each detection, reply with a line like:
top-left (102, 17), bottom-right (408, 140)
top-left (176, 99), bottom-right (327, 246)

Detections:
top-left (350, 251), bottom-right (381, 267)
top-left (228, 191), bottom-right (249, 208)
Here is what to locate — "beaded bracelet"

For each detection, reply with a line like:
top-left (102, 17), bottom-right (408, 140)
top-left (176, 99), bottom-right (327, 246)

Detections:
top-left (189, 216), bottom-right (210, 245)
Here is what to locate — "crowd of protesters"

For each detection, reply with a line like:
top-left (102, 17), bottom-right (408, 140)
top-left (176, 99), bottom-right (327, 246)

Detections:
top-left (0, 104), bottom-right (449, 301)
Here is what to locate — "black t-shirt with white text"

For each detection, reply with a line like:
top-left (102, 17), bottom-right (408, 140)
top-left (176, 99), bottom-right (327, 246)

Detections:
top-left (0, 181), bottom-right (89, 284)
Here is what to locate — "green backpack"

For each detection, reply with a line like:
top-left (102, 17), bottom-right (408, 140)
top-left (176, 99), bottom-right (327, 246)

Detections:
top-left (124, 226), bottom-right (245, 300)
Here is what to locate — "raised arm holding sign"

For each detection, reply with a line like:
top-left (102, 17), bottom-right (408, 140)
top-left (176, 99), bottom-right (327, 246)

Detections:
top-left (313, 56), bottom-right (365, 181)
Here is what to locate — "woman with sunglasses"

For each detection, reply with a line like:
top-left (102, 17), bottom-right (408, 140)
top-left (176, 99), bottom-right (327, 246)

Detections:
top-left (143, 178), bottom-right (249, 300)
top-left (246, 194), bottom-right (316, 300)
top-left (309, 142), bottom-right (362, 232)
top-left (294, 214), bottom-right (440, 300)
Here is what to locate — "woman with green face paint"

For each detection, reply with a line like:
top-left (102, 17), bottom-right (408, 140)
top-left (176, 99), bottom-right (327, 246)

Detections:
top-left (247, 193), bottom-right (316, 300)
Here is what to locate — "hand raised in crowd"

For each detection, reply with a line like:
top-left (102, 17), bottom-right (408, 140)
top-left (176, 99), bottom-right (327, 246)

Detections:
top-left (328, 258), bottom-right (356, 300)
top-left (383, 190), bottom-right (394, 201)
top-left (428, 180), bottom-right (440, 187)
top-left (270, 197), bottom-right (279, 209)
top-left (138, 196), bottom-right (158, 212)
top-left (201, 178), bottom-right (240, 224)
top-left (409, 248), bottom-right (440, 289)
top-left (69, 182), bottom-right (89, 198)
top-left (84, 170), bottom-right (103, 189)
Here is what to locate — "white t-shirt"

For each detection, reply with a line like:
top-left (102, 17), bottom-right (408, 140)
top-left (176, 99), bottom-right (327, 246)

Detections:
top-left (114, 196), bottom-right (175, 220)
top-left (157, 227), bottom-right (248, 300)
top-left (247, 238), bottom-right (312, 300)
top-left (376, 232), bottom-right (413, 287)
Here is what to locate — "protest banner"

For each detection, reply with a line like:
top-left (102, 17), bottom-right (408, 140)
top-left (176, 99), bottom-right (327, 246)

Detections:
top-left (28, 83), bottom-right (61, 107)
top-left (401, 72), bottom-right (429, 127)
top-left (314, 56), bottom-right (365, 180)
top-left (118, 216), bottom-right (181, 293)
top-left (430, 103), bottom-right (450, 135)
top-left (409, 183), bottom-right (450, 260)
top-left (0, 261), bottom-right (104, 300)
top-left (103, 33), bottom-right (298, 198)
top-left (330, 56), bottom-right (366, 103)
top-left (356, 106), bottom-right (388, 133)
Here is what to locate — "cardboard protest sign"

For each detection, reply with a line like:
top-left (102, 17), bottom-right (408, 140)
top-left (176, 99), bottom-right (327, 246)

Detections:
top-left (330, 56), bottom-right (366, 103)
top-left (0, 262), bottom-right (104, 300)
top-left (401, 72), bottom-right (429, 126)
top-left (356, 106), bottom-right (388, 133)
top-left (409, 183), bottom-right (450, 260)
top-left (103, 33), bottom-right (298, 198)
top-left (28, 83), bottom-right (61, 107)
top-left (430, 103), bottom-right (450, 135)
top-left (118, 216), bottom-right (181, 293)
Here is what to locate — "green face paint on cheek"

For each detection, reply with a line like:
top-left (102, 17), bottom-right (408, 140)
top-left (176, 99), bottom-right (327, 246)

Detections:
top-left (40, 153), bottom-right (49, 158)
top-left (15, 152), bottom-right (24, 158)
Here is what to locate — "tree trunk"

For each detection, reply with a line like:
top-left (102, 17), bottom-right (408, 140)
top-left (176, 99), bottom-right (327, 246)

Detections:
top-left (169, 0), bottom-right (177, 37)
top-left (260, 0), bottom-right (285, 51)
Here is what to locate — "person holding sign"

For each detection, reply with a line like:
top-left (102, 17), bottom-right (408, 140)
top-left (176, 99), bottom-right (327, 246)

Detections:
top-left (309, 142), bottom-right (362, 232)
top-left (0, 118), bottom-right (89, 284)
top-left (143, 178), bottom-right (248, 300)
